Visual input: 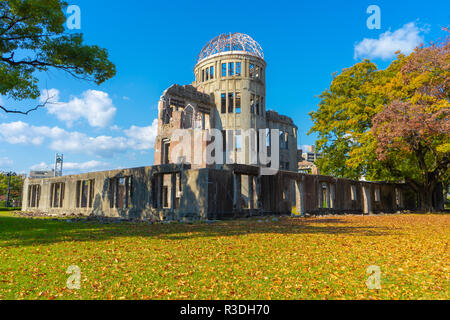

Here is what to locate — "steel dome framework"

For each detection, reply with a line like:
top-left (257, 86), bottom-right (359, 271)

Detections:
top-left (196, 33), bottom-right (264, 64)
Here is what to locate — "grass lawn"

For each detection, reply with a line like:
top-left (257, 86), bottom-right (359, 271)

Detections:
top-left (0, 212), bottom-right (448, 300)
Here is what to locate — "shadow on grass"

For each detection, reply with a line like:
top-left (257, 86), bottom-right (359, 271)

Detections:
top-left (0, 214), bottom-right (398, 248)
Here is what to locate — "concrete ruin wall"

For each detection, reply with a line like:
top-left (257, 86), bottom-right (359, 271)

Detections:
top-left (22, 165), bottom-right (416, 221)
top-left (154, 85), bottom-right (214, 167)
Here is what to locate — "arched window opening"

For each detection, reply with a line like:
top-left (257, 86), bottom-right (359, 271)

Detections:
top-left (182, 105), bottom-right (195, 129)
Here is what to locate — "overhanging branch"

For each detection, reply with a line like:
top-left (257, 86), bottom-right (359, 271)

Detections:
top-left (0, 95), bottom-right (55, 115)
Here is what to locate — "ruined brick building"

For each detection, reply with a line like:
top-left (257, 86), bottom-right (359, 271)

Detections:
top-left (21, 33), bottom-right (417, 220)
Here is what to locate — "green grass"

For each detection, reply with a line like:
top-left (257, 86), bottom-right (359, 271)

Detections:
top-left (0, 208), bottom-right (21, 212)
top-left (0, 212), bottom-right (448, 300)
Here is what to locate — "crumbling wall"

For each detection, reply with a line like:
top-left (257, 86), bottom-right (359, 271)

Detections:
top-left (22, 165), bottom-right (417, 221)
top-left (154, 85), bottom-right (214, 167)
top-left (266, 110), bottom-right (298, 172)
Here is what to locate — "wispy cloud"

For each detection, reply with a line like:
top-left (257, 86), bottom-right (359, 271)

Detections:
top-left (31, 160), bottom-right (111, 173)
top-left (354, 22), bottom-right (426, 60)
top-left (0, 157), bottom-right (13, 169)
top-left (0, 120), bottom-right (159, 158)
top-left (124, 119), bottom-right (159, 150)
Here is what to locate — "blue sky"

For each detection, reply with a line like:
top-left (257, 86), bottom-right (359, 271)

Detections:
top-left (1, 0), bottom-right (449, 174)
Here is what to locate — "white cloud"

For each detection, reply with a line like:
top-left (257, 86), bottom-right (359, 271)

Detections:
top-left (41, 89), bottom-right (117, 128)
top-left (0, 121), bottom-right (59, 145)
top-left (30, 162), bottom-right (51, 171)
top-left (49, 133), bottom-right (130, 158)
top-left (354, 22), bottom-right (425, 60)
top-left (40, 88), bottom-right (60, 103)
top-left (110, 125), bottom-right (122, 131)
top-left (0, 120), bottom-right (159, 158)
top-left (0, 157), bottom-right (13, 168)
top-left (124, 119), bottom-right (158, 150)
top-left (31, 160), bottom-right (110, 173)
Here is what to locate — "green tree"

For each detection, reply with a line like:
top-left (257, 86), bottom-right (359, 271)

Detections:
top-left (0, 0), bottom-right (116, 114)
top-left (309, 57), bottom-right (404, 180)
top-left (0, 172), bottom-right (24, 205)
top-left (309, 32), bottom-right (449, 212)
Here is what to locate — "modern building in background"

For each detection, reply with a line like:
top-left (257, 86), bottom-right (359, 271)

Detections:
top-left (302, 145), bottom-right (322, 164)
top-left (29, 170), bottom-right (55, 179)
top-left (297, 146), bottom-right (321, 175)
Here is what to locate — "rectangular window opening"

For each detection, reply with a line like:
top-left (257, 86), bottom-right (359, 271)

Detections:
top-left (75, 181), bottom-right (81, 208)
top-left (375, 187), bottom-right (381, 202)
top-left (241, 175), bottom-right (250, 209)
top-left (175, 173), bottom-right (181, 209)
top-left (117, 177), bottom-right (126, 209)
top-left (222, 130), bottom-right (227, 153)
top-left (81, 180), bottom-right (89, 208)
top-left (228, 62), bottom-right (234, 76)
top-left (280, 131), bottom-right (289, 149)
top-left (256, 96), bottom-right (260, 115)
top-left (236, 62), bottom-right (241, 76)
top-left (249, 63), bottom-right (255, 78)
top-left (235, 92), bottom-right (241, 114)
top-left (162, 140), bottom-right (170, 164)
top-left (221, 93), bottom-right (226, 113)
top-left (162, 186), bottom-right (169, 209)
top-left (109, 177), bottom-right (132, 209)
top-left (28, 185), bottom-right (41, 208)
top-left (228, 93), bottom-right (234, 113)
top-left (351, 185), bottom-right (357, 201)
top-left (76, 179), bottom-right (95, 208)
top-left (235, 132), bottom-right (242, 152)
top-left (250, 94), bottom-right (255, 114)
top-left (50, 183), bottom-right (65, 208)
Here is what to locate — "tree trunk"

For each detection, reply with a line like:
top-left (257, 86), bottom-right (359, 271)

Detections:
top-left (418, 189), bottom-right (434, 212)
top-left (433, 183), bottom-right (445, 212)
top-left (417, 184), bottom-right (444, 212)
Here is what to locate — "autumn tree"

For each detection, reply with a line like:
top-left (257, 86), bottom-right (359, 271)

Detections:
top-left (371, 36), bottom-right (449, 212)
top-left (309, 58), bottom-right (403, 180)
top-left (309, 30), bottom-right (449, 212)
top-left (0, 0), bottom-right (116, 114)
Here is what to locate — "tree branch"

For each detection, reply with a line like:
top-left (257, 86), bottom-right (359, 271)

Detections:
top-left (0, 16), bottom-right (29, 36)
top-left (0, 95), bottom-right (54, 115)
top-left (0, 56), bottom-right (94, 82)
top-left (0, 33), bottom-right (58, 41)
